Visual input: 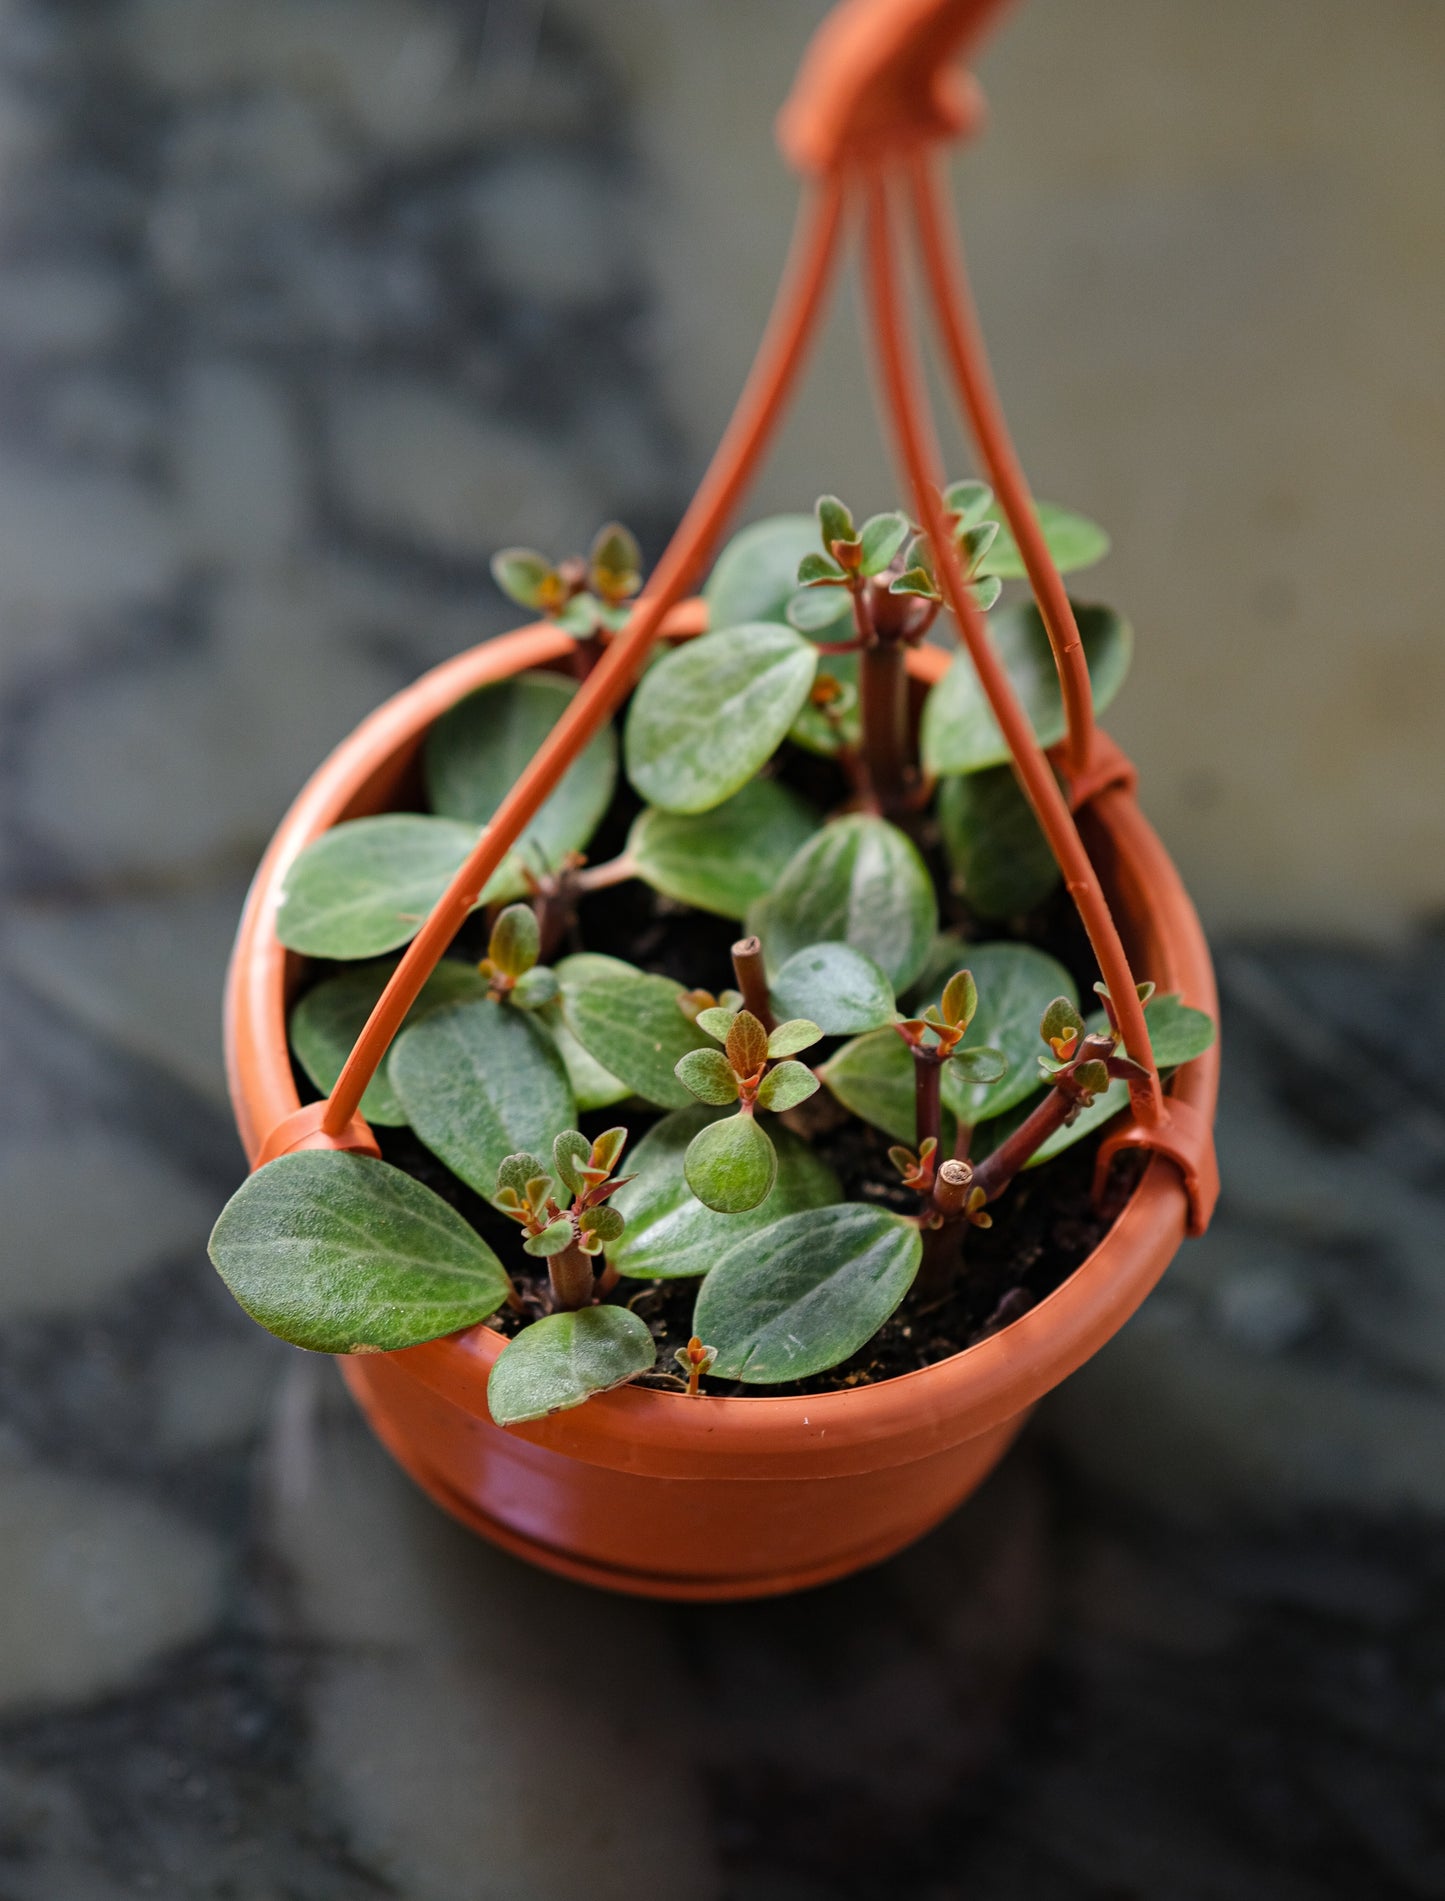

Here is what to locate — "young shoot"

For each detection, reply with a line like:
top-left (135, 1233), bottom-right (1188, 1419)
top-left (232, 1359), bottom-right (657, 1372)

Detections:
top-left (495, 1127), bottom-right (631, 1314)
top-left (491, 521), bottom-right (644, 643)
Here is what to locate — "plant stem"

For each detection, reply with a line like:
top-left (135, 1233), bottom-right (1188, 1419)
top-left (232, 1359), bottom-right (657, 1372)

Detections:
top-left (931, 1157), bottom-right (975, 1217)
top-left (970, 1089), bottom-right (1075, 1204)
top-left (858, 638), bottom-right (911, 814)
top-left (913, 1048), bottom-right (942, 1154)
top-left (573, 852), bottom-right (639, 893)
top-left (731, 936), bottom-right (775, 1032)
top-left (970, 1034), bottom-right (1119, 1206)
top-left (548, 1239), bottom-right (595, 1313)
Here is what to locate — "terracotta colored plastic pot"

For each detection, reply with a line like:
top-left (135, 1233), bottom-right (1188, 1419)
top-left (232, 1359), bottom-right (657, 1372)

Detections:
top-left (224, 620), bottom-right (1219, 1601)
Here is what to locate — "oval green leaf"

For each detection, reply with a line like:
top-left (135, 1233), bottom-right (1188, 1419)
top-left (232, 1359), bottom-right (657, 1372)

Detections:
top-left (545, 953), bottom-right (632, 1110)
top-left (289, 957), bottom-right (488, 1127)
top-left (921, 602), bottom-right (1132, 778)
top-left (981, 501), bottom-right (1110, 579)
top-left (627, 778), bottom-right (818, 920)
top-left (748, 814), bottom-right (937, 993)
top-left (559, 960), bottom-right (710, 1110)
top-left (937, 765), bottom-right (1062, 920)
top-left (424, 672), bottom-right (617, 899)
top-left (683, 1111), bottom-right (777, 1213)
top-left (608, 1106), bottom-right (840, 1282)
top-left (788, 650), bottom-right (861, 758)
top-left (755, 1059), bottom-right (819, 1112)
top-left (703, 513), bottom-right (819, 629)
top-left (208, 1150), bottom-right (511, 1353)
top-left (694, 1204), bottom-right (922, 1385)
top-left (390, 999), bottom-right (575, 1202)
top-left (675, 1047), bottom-right (740, 1106)
top-left (487, 1306), bottom-right (656, 1427)
top-left (624, 622), bottom-right (818, 815)
top-left (276, 815), bottom-right (480, 960)
top-left (770, 941), bottom-right (897, 1035)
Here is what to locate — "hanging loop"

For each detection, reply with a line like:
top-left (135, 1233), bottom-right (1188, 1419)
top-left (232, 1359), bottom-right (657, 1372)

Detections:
top-left (778, 0), bottom-right (1015, 174)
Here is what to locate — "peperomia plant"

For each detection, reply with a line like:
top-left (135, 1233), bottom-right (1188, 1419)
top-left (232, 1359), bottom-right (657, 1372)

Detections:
top-left (210, 483), bottom-right (1214, 1424)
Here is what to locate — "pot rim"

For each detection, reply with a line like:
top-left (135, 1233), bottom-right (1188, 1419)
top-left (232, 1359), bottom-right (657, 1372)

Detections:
top-left (224, 616), bottom-right (1218, 1478)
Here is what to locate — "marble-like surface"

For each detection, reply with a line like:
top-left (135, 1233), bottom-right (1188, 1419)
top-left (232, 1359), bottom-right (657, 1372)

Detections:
top-left (0, 1), bottom-right (1441, 1896)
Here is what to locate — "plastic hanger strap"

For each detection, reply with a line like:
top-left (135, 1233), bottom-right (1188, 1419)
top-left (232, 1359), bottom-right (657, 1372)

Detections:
top-left (861, 168), bottom-right (1166, 1133)
top-left (906, 150), bottom-right (1096, 781)
top-left (778, 0), bottom-right (1017, 173)
top-left (1092, 1096), bottom-right (1220, 1237)
top-left (257, 179), bottom-right (848, 1165)
top-left (1057, 728), bottom-right (1139, 811)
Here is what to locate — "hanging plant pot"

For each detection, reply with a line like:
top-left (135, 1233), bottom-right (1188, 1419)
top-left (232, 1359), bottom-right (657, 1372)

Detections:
top-left (213, 0), bottom-right (1222, 1599)
top-left (223, 620), bottom-right (1217, 1600)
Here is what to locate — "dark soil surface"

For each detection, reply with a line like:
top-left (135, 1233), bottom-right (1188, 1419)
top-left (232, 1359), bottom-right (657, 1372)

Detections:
top-left (301, 727), bottom-right (1143, 1396)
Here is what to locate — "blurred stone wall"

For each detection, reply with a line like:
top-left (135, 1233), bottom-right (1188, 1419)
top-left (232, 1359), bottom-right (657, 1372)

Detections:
top-left (586, 0), bottom-right (1445, 940)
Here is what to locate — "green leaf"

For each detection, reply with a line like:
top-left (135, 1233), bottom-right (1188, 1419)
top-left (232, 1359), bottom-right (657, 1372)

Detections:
top-left (559, 960), bottom-right (711, 1110)
top-left (276, 815), bottom-right (480, 960)
top-left (797, 551), bottom-right (846, 587)
top-left (487, 1306), bottom-right (656, 1427)
top-left (497, 1152), bottom-right (549, 1200)
top-left (819, 1030), bottom-right (957, 1150)
top-left (981, 501), bottom-right (1110, 578)
top-left (424, 672), bottom-right (617, 899)
top-left (289, 957), bottom-right (487, 1127)
top-left (816, 495), bottom-right (854, 549)
top-left (788, 652), bottom-right (861, 757)
top-left (766, 1019), bottom-right (822, 1058)
top-left (390, 1000), bottom-right (575, 1203)
top-left (538, 1008), bottom-right (627, 1110)
top-left (890, 565), bottom-right (941, 602)
top-left (1131, 992), bottom-right (1217, 1068)
top-left (770, 942), bottom-right (897, 1035)
top-left (959, 520), bottom-right (1000, 573)
top-left (786, 587), bottom-right (852, 634)
top-left (858, 511), bottom-right (909, 576)
top-left (1041, 995), bottom-right (1087, 1052)
top-left (920, 602), bottom-right (1132, 778)
top-left (756, 1060), bottom-right (819, 1112)
top-left (510, 966), bottom-right (560, 1010)
top-left (695, 1005), bottom-right (740, 1043)
top-left (524, 1218), bottom-right (576, 1258)
top-left (627, 778), bottom-right (818, 921)
top-left (970, 573), bottom-right (1003, 613)
top-left (675, 1047), bottom-right (740, 1106)
top-left (684, 1112), bottom-right (778, 1213)
top-left (942, 480), bottom-right (994, 526)
top-left (583, 1202), bottom-right (625, 1239)
top-left (951, 1044), bottom-right (1007, 1085)
top-left (703, 515), bottom-right (821, 629)
top-left (932, 942), bottom-right (1078, 1125)
top-left (624, 622), bottom-right (818, 814)
top-left (490, 548), bottom-right (554, 610)
top-left (748, 814), bottom-right (937, 993)
top-left (608, 1106), bottom-right (839, 1281)
top-left (488, 904), bottom-right (538, 977)
top-left (938, 764), bottom-right (1061, 919)
top-left (552, 1129), bottom-right (591, 1197)
top-left (940, 968), bottom-right (978, 1031)
top-left (694, 1204), bottom-right (921, 1385)
top-left (208, 1151), bottom-right (511, 1353)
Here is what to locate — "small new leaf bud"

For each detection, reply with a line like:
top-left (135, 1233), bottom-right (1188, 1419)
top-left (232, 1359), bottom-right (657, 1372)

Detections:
top-left (940, 968), bottom-right (978, 1032)
top-left (488, 904), bottom-right (540, 979)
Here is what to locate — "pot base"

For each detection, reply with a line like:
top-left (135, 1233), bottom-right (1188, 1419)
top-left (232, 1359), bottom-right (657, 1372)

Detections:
top-left (339, 1354), bottom-right (1028, 1601)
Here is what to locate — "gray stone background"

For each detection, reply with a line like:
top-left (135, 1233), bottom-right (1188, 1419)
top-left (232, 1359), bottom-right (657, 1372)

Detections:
top-left (0, 1), bottom-right (1442, 1896)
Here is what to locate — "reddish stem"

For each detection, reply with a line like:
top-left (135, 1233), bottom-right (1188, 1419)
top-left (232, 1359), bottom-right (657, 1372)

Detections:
top-left (858, 638), bottom-right (912, 814)
top-left (913, 1048), bottom-right (942, 1155)
top-left (731, 936), bottom-right (775, 1032)
top-left (548, 1239), bottom-right (595, 1313)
